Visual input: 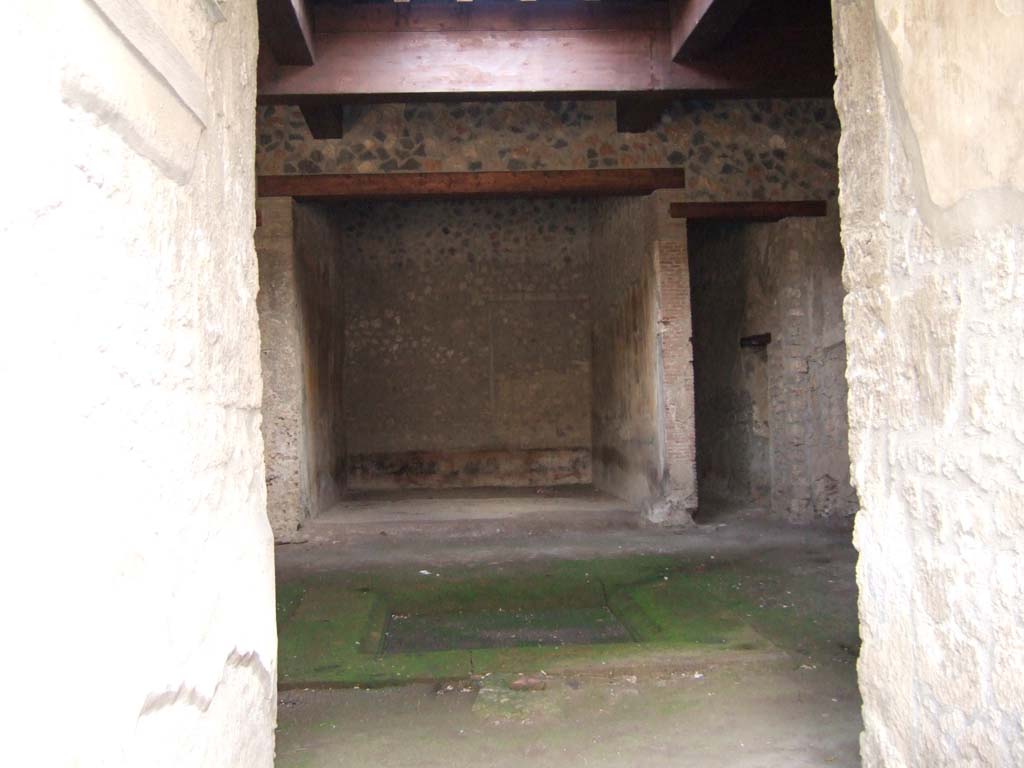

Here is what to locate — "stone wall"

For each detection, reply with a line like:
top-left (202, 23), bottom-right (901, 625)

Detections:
top-left (256, 200), bottom-right (347, 537)
top-left (833, 0), bottom-right (1024, 764)
top-left (256, 98), bottom-right (839, 203)
top-left (688, 208), bottom-right (856, 522)
top-left (294, 202), bottom-right (347, 515)
top-left (255, 94), bottom-right (841, 506)
top-left (591, 196), bottom-right (661, 508)
top-left (652, 196), bottom-right (699, 521)
top-left (256, 198), bottom-right (305, 538)
top-left (590, 193), bottom-right (696, 522)
top-left (260, 192), bottom-right (698, 502)
top-left (340, 198), bottom-right (593, 488)
top-left (5, 1), bottom-right (275, 765)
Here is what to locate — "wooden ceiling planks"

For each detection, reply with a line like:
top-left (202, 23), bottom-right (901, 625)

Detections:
top-left (256, 0), bottom-right (834, 135)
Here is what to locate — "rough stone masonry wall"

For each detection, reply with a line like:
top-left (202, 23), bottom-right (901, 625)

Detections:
top-left (689, 208), bottom-right (856, 522)
top-left (257, 98), bottom-right (839, 202)
top-left (294, 202), bottom-right (347, 515)
top-left (256, 199), bottom-right (347, 538)
top-left (5, 1), bottom-right (275, 766)
top-left (591, 192), bottom-right (697, 522)
top-left (833, 0), bottom-right (1024, 764)
top-left (653, 194), bottom-right (700, 521)
top-left (256, 95), bottom-right (841, 504)
top-left (256, 198), bottom-right (306, 538)
top-left (340, 198), bottom-right (592, 489)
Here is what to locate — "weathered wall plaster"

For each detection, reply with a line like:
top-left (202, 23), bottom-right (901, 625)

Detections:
top-left (339, 198), bottom-right (593, 488)
top-left (256, 98), bottom-right (839, 203)
top-left (651, 193), bottom-right (699, 522)
top-left (591, 196), bottom-right (661, 507)
top-left (833, 0), bottom-right (1024, 763)
top-left (294, 201), bottom-right (347, 514)
top-left (591, 193), bottom-right (697, 523)
top-left (5, 0), bottom-right (275, 765)
top-left (256, 199), bottom-right (347, 537)
top-left (689, 208), bottom-right (856, 522)
top-left (256, 197), bottom-right (307, 538)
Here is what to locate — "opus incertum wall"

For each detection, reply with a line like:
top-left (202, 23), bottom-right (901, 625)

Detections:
top-left (256, 98), bottom-right (839, 203)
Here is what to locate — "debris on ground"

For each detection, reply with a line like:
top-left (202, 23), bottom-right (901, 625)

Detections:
top-left (508, 675), bottom-right (547, 691)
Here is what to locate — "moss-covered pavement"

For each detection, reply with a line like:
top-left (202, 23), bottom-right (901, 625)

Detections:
top-left (273, 514), bottom-right (863, 767)
top-left (277, 553), bottom-right (852, 688)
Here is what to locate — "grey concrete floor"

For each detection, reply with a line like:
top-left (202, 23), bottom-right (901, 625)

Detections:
top-left (274, 500), bottom-right (863, 767)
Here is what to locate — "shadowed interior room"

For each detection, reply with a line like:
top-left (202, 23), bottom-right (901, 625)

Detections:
top-left (254, 2), bottom-right (862, 765)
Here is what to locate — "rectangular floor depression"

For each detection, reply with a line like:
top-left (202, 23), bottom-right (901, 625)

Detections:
top-left (277, 556), bottom-right (775, 688)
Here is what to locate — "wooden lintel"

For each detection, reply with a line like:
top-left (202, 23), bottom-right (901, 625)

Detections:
top-left (616, 97), bottom-right (671, 133)
top-left (670, 200), bottom-right (828, 222)
top-left (300, 104), bottom-right (344, 139)
top-left (258, 0), bottom-right (316, 65)
top-left (257, 26), bottom-right (834, 103)
top-left (257, 169), bottom-right (686, 200)
top-left (670, 0), bottom-right (754, 62)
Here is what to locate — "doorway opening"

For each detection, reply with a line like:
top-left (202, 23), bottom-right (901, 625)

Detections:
top-left (253, 2), bottom-right (860, 765)
top-left (688, 211), bottom-right (857, 525)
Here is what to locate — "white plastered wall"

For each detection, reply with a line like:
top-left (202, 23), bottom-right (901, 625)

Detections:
top-left (2, 1), bottom-right (276, 765)
top-left (833, 0), bottom-right (1024, 764)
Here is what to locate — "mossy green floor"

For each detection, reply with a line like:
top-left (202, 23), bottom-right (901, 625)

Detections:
top-left (274, 526), bottom-right (863, 768)
top-left (276, 555), bottom-right (839, 688)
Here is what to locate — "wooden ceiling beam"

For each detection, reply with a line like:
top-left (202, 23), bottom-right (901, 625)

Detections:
top-left (257, 26), bottom-right (833, 103)
top-left (669, 0), bottom-right (755, 62)
top-left (258, 0), bottom-right (316, 66)
top-left (257, 168), bottom-right (686, 201)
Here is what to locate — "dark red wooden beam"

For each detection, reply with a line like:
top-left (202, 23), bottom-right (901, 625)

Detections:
top-left (669, 0), bottom-right (754, 62)
top-left (670, 200), bottom-right (828, 222)
top-left (257, 25), bottom-right (833, 104)
top-left (257, 169), bottom-right (686, 201)
top-left (258, 0), bottom-right (315, 66)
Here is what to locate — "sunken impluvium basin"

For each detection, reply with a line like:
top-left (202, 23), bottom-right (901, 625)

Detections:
top-left (384, 605), bottom-right (633, 653)
top-left (276, 556), bottom-right (777, 688)
top-left (274, 557), bottom-right (790, 688)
